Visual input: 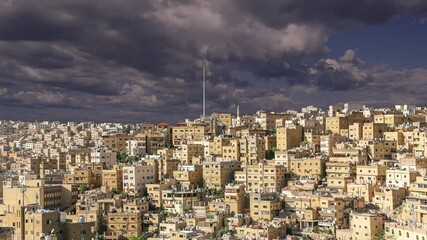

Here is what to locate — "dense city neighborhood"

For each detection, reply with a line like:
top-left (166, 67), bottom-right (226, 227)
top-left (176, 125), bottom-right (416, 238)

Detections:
top-left (0, 103), bottom-right (426, 239)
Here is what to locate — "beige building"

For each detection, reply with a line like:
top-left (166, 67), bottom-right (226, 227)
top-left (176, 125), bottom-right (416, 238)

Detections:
top-left (347, 182), bottom-right (379, 202)
top-left (372, 187), bottom-right (407, 211)
top-left (362, 122), bottom-right (388, 140)
top-left (349, 123), bottom-right (364, 140)
top-left (235, 225), bottom-right (280, 240)
top-left (276, 125), bottom-right (303, 151)
top-left (105, 211), bottom-right (142, 239)
top-left (202, 159), bottom-right (241, 190)
top-left (211, 113), bottom-right (232, 128)
top-left (234, 161), bottom-right (286, 193)
top-left (385, 222), bottom-right (427, 240)
top-left (374, 113), bottom-right (405, 126)
top-left (288, 156), bottom-right (326, 179)
top-left (102, 133), bottom-right (135, 152)
top-left (102, 165), bottom-right (123, 192)
top-left (173, 164), bottom-right (203, 190)
top-left (224, 184), bottom-right (246, 214)
top-left (239, 135), bottom-right (266, 164)
top-left (172, 123), bottom-right (208, 145)
top-left (249, 192), bottom-right (281, 222)
top-left (146, 179), bottom-right (176, 208)
top-left (257, 111), bottom-right (292, 131)
top-left (173, 144), bottom-right (204, 164)
top-left (356, 165), bottom-right (389, 184)
top-left (325, 116), bottom-right (348, 135)
top-left (350, 213), bottom-right (384, 240)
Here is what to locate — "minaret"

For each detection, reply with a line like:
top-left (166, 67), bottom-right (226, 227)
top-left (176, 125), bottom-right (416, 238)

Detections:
top-left (236, 105), bottom-right (241, 126)
top-left (237, 105), bottom-right (240, 118)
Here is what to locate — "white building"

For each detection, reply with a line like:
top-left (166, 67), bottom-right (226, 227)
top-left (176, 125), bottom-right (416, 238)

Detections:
top-left (126, 140), bottom-right (147, 157)
top-left (122, 164), bottom-right (156, 196)
top-left (91, 148), bottom-right (117, 166)
top-left (386, 169), bottom-right (420, 188)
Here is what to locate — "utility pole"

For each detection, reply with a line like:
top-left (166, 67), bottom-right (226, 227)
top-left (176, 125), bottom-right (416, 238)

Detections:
top-left (202, 64), bottom-right (206, 118)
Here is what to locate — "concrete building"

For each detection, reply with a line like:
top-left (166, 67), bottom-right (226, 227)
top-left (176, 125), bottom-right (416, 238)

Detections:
top-left (202, 159), bottom-right (241, 190)
top-left (350, 213), bottom-right (384, 240)
top-left (276, 125), bottom-right (303, 151)
top-left (91, 148), bottom-right (117, 167)
top-left (122, 164), bottom-right (157, 196)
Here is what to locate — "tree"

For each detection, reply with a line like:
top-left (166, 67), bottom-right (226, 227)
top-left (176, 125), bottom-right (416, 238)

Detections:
top-left (216, 227), bottom-right (229, 238)
top-left (94, 233), bottom-right (104, 240)
top-left (117, 151), bottom-right (135, 164)
top-left (371, 232), bottom-right (389, 240)
top-left (80, 184), bottom-right (89, 194)
top-left (130, 233), bottom-right (148, 240)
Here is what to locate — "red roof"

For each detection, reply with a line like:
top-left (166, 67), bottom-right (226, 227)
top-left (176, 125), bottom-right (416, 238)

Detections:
top-left (158, 122), bottom-right (169, 126)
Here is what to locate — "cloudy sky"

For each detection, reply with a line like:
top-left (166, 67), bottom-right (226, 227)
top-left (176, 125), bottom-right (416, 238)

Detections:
top-left (1, 0), bottom-right (427, 123)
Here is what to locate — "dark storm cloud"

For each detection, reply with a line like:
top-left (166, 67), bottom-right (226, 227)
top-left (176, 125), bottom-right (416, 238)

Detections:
top-left (1, 0), bottom-right (427, 122)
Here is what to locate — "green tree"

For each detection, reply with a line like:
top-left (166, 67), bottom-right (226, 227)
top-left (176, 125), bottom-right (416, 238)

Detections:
top-left (80, 184), bottom-right (89, 194)
top-left (117, 151), bottom-right (135, 164)
top-left (371, 232), bottom-right (390, 240)
top-left (216, 227), bottom-right (229, 238)
top-left (94, 232), bottom-right (104, 240)
top-left (95, 233), bottom-right (104, 240)
top-left (130, 233), bottom-right (148, 240)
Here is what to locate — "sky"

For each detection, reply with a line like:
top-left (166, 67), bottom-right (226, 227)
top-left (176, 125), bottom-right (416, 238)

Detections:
top-left (1, 0), bottom-right (427, 123)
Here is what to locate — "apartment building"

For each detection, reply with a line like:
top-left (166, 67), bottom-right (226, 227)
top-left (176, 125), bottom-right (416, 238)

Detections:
top-left (276, 125), bottom-right (303, 151)
top-left (356, 165), bottom-right (389, 184)
top-left (239, 135), bottom-right (266, 164)
top-left (202, 159), bottom-right (241, 190)
top-left (172, 123), bottom-right (208, 145)
top-left (249, 192), bottom-right (282, 222)
top-left (386, 169), bottom-right (420, 188)
top-left (350, 213), bottom-right (384, 240)
top-left (325, 116), bottom-right (349, 136)
top-left (234, 161), bottom-right (286, 193)
top-left (123, 164), bottom-right (157, 196)
top-left (173, 144), bottom-right (204, 164)
top-left (288, 156), bottom-right (326, 179)
top-left (102, 134), bottom-right (135, 152)
top-left (105, 211), bottom-right (142, 239)
top-left (102, 165), bottom-right (123, 192)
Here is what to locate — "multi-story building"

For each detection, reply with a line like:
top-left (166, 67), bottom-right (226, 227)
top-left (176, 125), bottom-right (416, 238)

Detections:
top-left (234, 161), bottom-right (286, 193)
top-left (356, 165), bottom-right (389, 184)
top-left (172, 164), bottom-right (203, 190)
top-left (172, 123), bottom-right (208, 145)
top-left (202, 159), bottom-right (241, 190)
top-left (105, 211), bottom-right (142, 240)
top-left (325, 116), bottom-right (349, 136)
top-left (224, 184), bottom-right (246, 215)
top-left (362, 122), bottom-right (388, 140)
top-left (372, 187), bottom-right (407, 211)
top-left (239, 135), bottom-right (266, 164)
top-left (249, 192), bottom-right (281, 222)
top-left (385, 222), bottom-right (427, 240)
top-left (276, 125), bottom-right (303, 151)
top-left (173, 144), bottom-right (204, 164)
top-left (288, 156), bottom-right (326, 179)
top-left (350, 213), bottom-right (384, 240)
top-left (102, 134), bottom-right (135, 152)
top-left (122, 164), bottom-right (157, 196)
top-left (386, 169), bottom-right (420, 188)
top-left (91, 148), bottom-right (117, 167)
top-left (102, 165), bottom-right (123, 192)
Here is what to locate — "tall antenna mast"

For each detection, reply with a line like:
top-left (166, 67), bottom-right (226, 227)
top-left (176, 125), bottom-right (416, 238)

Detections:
top-left (203, 64), bottom-right (206, 117)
